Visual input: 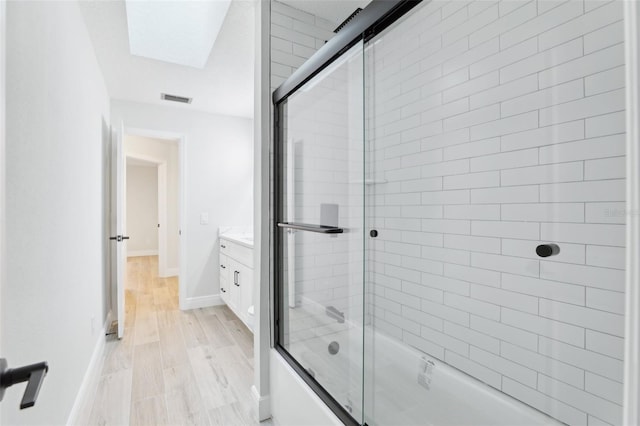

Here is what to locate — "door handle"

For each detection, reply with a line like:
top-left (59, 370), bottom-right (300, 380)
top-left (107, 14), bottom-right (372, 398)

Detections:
top-left (0, 358), bottom-right (49, 409)
top-left (109, 235), bottom-right (130, 242)
top-left (277, 222), bottom-right (343, 234)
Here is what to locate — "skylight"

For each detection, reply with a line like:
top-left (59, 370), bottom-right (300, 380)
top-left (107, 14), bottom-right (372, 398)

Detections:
top-left (125, 0), bottom-right (232, 69)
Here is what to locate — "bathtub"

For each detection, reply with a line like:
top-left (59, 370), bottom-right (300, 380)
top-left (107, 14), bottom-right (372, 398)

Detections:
top-left (292, 326), bottom-right (562, 426)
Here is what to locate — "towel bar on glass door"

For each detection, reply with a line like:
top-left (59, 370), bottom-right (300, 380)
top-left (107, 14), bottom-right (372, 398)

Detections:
top-left (277, 222), bottom-right (344, 234)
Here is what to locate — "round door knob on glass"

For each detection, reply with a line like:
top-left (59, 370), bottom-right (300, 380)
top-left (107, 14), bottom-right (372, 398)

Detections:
top-left (536, 244), bottom-right (560, 258)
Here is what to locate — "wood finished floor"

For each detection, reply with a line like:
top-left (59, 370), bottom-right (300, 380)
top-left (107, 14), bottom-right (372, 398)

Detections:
top-left (82, 256), bottom-right (267, 426)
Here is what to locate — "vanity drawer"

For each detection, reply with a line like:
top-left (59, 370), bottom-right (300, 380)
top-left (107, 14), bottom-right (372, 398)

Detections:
top-left (220, 238), bottom-right (253, 268)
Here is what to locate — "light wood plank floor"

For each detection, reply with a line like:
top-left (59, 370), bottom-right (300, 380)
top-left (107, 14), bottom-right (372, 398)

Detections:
top-left (82, 256), bottom-right (269, 426)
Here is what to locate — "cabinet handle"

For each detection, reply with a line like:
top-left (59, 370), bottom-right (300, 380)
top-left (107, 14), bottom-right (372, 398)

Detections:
top-left (221, 244), bottom-right (226, 249)
top-left (220, 264), bottom-right (226, 269)
top-left (221, 288), bottom-right (226, 293)
top-left (234, 271), bottom-right (240, 286)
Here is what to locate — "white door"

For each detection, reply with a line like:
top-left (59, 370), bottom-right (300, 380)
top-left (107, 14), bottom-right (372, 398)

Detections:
top-left (110, 123), bottom-right (126, 339)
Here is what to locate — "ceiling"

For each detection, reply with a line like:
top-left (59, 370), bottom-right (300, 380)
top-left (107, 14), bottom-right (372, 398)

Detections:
top-left (79, 0), bottom-right (255, 118)
top-left (278, 0), bottom-right (372, 25)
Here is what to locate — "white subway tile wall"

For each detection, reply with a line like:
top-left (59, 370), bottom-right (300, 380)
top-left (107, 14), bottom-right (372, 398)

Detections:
top-left (366, 1), bottom-right (625, 425)
top-left (270, 1), bottom-right (336, 92)
top-left (271, 1), bottom-right (626, 425)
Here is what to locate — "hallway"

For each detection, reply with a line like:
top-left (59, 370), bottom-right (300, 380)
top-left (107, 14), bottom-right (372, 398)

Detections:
top-left (81, 256), bottom-right (262, 425)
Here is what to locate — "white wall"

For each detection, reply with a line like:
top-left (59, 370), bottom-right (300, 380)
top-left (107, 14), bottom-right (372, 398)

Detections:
top-left (3, 1), bottom-right (110, 424)
top-left (126, 165), bottom-right (159, 255)
top-left (111, 100), bottom-right (253, 303)
top-left (125, 135), bottom-right (180, 270)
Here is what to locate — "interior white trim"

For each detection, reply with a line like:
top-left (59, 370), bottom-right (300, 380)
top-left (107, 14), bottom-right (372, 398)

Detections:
top-left (0, 6), bottom-right (6, 424)
top-left (251, 384), bottom-right (272, 422)
top-left (164, 267), bottom-right (179, 277)
top-left (253, 0), bottom-right (272, 421)
top-left (624, 1), bottom-right (640, 424)
top-left (157, 162), bottom-right (167, 277)
top-left (127, 249), bottom-right (158, 257)
top-left (66, 319), bottom-right (109, 426)
top-left (182, 294), bottom-right (223, 310)
top-left (178, 133), bottom-right (187, 310)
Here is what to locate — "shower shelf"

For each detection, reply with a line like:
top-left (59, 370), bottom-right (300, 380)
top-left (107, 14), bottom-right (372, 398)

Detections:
top-left (277, 222), bottom-right (344, 234)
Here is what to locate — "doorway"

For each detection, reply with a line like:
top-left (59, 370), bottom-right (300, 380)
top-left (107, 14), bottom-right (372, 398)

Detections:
top-left (125, 157), bottom-right (160, 261)
top-left (121, 129), bottom-right (184, 311)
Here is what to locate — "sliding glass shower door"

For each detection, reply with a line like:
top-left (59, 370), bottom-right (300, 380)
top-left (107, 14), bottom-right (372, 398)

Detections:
top-left (363, 1), bottom-right (625, 425)
top-left (274, 1), bottom-right (627, 425)
top-left (274, 42), bottom-right (366, 424)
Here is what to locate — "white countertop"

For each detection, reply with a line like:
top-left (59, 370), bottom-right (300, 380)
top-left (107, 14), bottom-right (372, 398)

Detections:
top-left (220, 233), bottom-right (254, 249)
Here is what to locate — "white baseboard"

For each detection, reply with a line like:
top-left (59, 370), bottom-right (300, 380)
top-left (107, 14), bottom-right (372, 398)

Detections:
top-left (251, 385), bottom-right (272, 422)
top-left (66, 316), bottom-right (109, 425)
top-left (161, 267), bottom-right (179, 278)
top-left (127, 249), bottom-right (158, 257)
top-left (181, 294), bottom-right (223, 310)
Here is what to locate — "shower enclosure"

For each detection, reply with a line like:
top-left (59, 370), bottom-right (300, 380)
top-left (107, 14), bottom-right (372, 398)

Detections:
top-left (273, 1), bottom-right (627, 425)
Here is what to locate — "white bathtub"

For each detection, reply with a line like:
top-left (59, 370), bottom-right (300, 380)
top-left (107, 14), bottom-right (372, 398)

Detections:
top-left (292, 327), bottom-right (562, 426)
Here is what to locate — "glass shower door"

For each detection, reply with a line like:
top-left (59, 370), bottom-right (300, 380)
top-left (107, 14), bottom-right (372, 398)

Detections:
top-left (364, 1), bottom-right (626, 425)
top-left (275, 41), bottom-right (365, 424)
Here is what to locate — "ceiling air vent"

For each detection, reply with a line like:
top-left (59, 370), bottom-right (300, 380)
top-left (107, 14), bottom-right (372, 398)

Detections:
top-left (161, 93), bottom-right (192, 104)
top-left (334, 8), bottom-right (363, 33)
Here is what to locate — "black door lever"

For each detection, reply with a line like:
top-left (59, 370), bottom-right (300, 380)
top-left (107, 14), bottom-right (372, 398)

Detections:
top-left (0, 358), bottom-right (49, 409)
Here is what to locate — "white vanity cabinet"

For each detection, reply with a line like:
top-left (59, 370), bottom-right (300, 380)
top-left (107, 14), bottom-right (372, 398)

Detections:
top-left (218, 253), bottom-right (232, 306)
top-left (219, 236), bottom-right (253, 330)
